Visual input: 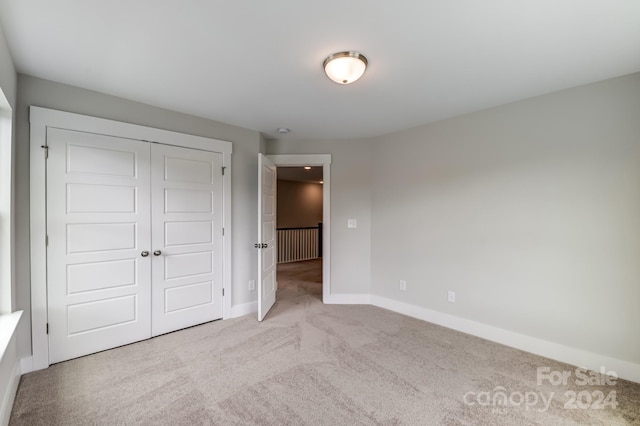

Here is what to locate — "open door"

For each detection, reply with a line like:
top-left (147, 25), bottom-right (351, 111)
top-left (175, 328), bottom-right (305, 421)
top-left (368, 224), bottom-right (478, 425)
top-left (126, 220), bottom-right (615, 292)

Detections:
top-left (257, 154), bottom-right (277, 321)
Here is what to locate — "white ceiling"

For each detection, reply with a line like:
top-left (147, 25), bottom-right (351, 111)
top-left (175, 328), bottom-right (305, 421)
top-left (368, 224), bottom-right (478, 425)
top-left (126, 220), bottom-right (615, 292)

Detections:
top-left (1, 1), bottom-right (639, 140)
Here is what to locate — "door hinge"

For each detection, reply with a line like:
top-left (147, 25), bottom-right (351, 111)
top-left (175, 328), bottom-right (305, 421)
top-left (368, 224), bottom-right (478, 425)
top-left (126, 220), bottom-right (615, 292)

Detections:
top-left (45, 235), bottom-right (48, 246)
top-left (46, 323), bottom-right (49, 334)
top-left (222, 288), bottom-right (225, 296)
top-left (41, 145), bottom-right (49, 159)
top-left (222, 228), bottom-right (225, 236)
top-left (222, 166), bottom-right (226, 175)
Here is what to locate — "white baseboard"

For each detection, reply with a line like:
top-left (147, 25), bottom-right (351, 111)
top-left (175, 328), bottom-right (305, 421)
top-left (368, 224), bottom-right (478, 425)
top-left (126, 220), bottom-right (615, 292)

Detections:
top-left (324, 293), bottom-right (371, 305)
top-left (0, 361), bottom-right (20, 426)
top-left (0, 312), bottom-right (23, 425)
top-left (370, 295), bottom-right (640, 384)
top-left (231, 301), bottom-right (257, 318)
top-left (19, 357), bottom-right (33, 375)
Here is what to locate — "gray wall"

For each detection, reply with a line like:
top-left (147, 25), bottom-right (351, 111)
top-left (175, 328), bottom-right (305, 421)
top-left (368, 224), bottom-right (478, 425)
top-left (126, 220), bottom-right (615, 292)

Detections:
top-left (15, 75), bottom-right (262, 357)
top-left (267, 139), bottom-right (372, 295)
top-left (370, 73), bottom-right (640, 364)
top-left (277, 180), bottom-right (323, 228)
top-left (0, 26), bottom-right (16, 108)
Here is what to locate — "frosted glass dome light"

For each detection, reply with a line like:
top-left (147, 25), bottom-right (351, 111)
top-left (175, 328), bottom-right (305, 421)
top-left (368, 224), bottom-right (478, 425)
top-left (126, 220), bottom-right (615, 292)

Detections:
top-left (323, 51), bottom-right (368, 85)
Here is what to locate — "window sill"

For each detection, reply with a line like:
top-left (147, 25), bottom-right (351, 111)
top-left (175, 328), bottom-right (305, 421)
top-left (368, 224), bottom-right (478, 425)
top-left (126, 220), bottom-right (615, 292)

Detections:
top-left (0, 311), bottom-right (22, 362)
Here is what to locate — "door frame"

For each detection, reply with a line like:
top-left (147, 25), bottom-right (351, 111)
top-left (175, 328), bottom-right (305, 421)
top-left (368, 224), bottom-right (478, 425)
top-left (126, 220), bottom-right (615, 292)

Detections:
top-left (29, 106), bottom-right (232, 371)
top-left (269, 154), bottom-right (331, 303)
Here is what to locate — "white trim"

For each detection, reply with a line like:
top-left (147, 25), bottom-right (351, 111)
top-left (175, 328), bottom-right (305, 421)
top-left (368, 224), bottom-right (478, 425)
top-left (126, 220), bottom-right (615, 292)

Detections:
top-left (231, 301), bottom-right (258, 318)
top-left (371, 295), bottom-right (640, 384)
top-left (29, 106), bottom-right (233, 371)
top-left (324, 294), bottom-right (371, 305)
top-left (268, 155), bottom-right (331, 303)
top-left (0, 311), bottom-right (22, 426)
top-left (0, 312), bottom-right (21, 363)
top-left (29, 111), bottom-right (48, 371)
top-left (29, 107), bottom-right (232, 154)
top-left (222, 150), bottom-right (232, 320)
top-left (0, 361), bottom-right (19, 426)
top-left (19, 357), bottom-right (32, 375)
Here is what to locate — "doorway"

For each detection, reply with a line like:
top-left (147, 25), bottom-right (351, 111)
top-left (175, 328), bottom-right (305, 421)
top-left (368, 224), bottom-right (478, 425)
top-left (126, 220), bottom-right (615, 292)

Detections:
top-left (268, 154), bottom-right (331, 304)
top-left (276, 166), bottom-right (324, 301)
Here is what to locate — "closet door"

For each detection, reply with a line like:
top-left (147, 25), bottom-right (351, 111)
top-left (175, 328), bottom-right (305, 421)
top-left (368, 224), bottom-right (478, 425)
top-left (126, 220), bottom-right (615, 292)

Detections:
top-left (150, 144), bottom-right (224, 336)
top-left (47, 128), bottom-right (152, 363)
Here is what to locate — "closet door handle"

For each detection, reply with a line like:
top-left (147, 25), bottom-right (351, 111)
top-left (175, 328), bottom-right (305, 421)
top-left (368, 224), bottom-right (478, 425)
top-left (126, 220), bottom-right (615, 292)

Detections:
top-left (153, 250), bottom-right (162, 256)
top-left (141, 251), bottom-right (150, 257)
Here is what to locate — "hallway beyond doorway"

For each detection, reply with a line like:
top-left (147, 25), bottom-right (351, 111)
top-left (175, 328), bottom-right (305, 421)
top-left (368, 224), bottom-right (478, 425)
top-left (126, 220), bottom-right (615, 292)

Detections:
top-left (277, 259), bottom-right (322, 302)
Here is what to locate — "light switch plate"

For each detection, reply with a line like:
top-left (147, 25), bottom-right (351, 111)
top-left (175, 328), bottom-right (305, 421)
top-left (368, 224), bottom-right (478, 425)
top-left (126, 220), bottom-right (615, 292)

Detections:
top-left (347, 219), bottom-right (357, 228)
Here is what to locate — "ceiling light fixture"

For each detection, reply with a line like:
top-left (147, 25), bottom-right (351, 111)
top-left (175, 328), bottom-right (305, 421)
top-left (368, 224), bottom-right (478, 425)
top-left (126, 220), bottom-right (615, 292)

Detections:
top-left (277, 128), bottom-right (291, 134)
top-left (304, 166), bottom-right (311, 170)
top-left (323, 51), bottom-right (368, 85)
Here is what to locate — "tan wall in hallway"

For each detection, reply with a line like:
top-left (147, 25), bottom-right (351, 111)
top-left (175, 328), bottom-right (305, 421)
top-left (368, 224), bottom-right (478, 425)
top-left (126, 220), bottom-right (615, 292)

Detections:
top-left (277, 179), bottom-right (323, 228)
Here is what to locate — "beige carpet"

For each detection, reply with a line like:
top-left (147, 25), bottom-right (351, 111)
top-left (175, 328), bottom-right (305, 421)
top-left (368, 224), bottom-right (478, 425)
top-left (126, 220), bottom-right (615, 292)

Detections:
top-left (10, 259), bottom-right (640, 425)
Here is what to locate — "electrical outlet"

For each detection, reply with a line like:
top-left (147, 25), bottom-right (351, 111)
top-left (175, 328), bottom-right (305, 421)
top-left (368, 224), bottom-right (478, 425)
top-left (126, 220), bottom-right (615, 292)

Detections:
top-left (249, 280), bottom-right (256, 291)
top-left (399, 280), bottom-right (407, 291)
top-left (447, 291), bottom-right (456, 303)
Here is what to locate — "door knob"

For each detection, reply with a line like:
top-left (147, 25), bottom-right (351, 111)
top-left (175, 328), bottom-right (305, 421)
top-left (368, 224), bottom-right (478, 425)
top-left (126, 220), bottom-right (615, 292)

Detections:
top-left (153, 250), bottom-right (162, 256)
top-left (262, 243), bottom-right (268, 248)
top-left (141, 250), bottom-right (149, 257)
top-left (254, 243), bottom-right (260, 248)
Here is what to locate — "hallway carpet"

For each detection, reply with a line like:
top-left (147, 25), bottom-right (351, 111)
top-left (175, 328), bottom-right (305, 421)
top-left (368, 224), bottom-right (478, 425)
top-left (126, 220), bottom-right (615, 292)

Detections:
top-left (10, 260), bottom-right (640, 425)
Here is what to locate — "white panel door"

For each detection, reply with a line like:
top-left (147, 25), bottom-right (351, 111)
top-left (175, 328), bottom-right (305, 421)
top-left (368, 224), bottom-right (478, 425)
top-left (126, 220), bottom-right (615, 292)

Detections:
top-left (258, 154), bottom-right (277, 321)
top-left (47, 128), bottom-right (152, 363)
top-left (150, 144), bottom-right (223, 336)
